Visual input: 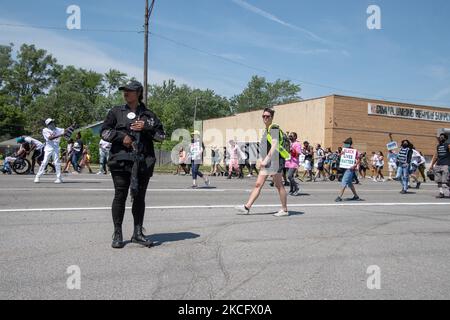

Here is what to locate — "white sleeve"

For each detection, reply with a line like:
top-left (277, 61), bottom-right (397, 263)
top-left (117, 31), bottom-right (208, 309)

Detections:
top-left (42, 128), bottom-right (52, 141)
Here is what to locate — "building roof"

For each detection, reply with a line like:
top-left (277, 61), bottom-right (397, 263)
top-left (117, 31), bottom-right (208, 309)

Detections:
top-left (204, 94), bottom-right (450, 122)
top-left (0, 138), bottom-right (18, 147)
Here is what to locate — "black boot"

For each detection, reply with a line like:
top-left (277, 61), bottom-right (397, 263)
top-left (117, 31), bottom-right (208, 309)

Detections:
top-left (111, 227), bottom-right (125, 249)
top-left (131, 225), bottom-right (153, 247)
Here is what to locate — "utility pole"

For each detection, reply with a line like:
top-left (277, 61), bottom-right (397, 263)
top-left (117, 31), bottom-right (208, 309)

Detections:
top-left (143, 0), bottom-right (155, 106)
top-left (194, 97), bottom-right (198, 127)
top-left (143, 0), bottom-right (149, 105)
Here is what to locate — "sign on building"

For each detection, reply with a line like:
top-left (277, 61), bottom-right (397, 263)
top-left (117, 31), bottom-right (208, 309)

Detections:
top-left (368, 103), bottom-right (450, 123)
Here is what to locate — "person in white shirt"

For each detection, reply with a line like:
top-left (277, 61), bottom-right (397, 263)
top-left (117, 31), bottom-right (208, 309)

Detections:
top-left (34, 118), bottom-right (65, 184)
top-left (410, 147), bottom-right (424, 189)
top-left (188, 131), bottom-right (210, 188)
top-left (98, 139), bottom-right (112, 175)
top-left (370, 152), bottom-right (379, 179)
top-left (375, 151), bottom-right (385, 182)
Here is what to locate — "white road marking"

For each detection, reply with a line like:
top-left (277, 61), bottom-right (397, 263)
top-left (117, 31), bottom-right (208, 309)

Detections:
top-left (0, 188), bottom-right (437, 193)
top-left (0, 202), bottom-right (449, 213)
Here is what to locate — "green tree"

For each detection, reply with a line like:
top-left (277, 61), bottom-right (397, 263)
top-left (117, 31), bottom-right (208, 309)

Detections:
top-left (148, 79), bottom-right (231, 139)
top-left (0, 104), bottom-right (26, 140)
top-left (0, 44), bottom-right (13, 89)
top-left (104, 69), bottom-right (127, 98)
top-left (25, 66), bottom-right (105, 134)
top-left (230, 75), bottom-right (301, 113)
top-left (5, 44), bottom-right (59, 110)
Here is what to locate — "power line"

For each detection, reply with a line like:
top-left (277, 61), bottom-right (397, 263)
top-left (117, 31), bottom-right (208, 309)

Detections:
top-left (1, 22), bottom-right (449, 106)
top-left (149, 32), bottom-right (450, 106)
top-left (0, 23), bottom-right (141, 33)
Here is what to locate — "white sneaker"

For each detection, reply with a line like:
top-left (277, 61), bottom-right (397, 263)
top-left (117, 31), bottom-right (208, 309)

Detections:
top-left (246, 174), bottom-right (252, 177)
top-left (235, 205), bottom-right (250, 215)
top-left (273, 209), bottom-right (289, 217)
top-left (54, 178), bottom-right (63, 184)
top-left (204, 178), bottom-right (210, 186)
top-left (34, 177), bottom-right (40, 183)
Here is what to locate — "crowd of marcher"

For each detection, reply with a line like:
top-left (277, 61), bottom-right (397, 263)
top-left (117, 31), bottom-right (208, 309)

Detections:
top-left (1, 121), bottom-right (112, 179)
top-left (170, 122), bottom-right (449, 204)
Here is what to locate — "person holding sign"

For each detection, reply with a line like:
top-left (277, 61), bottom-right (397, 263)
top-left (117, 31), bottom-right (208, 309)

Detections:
top-left (335, 138), bottom-right (361, 202)
top-left (387, 150), bottom-right (398, 181)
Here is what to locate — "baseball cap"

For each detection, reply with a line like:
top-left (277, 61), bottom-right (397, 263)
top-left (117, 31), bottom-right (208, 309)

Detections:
top-left (119, 80), bottom-right (143, 91)
top-left (45, 118), bottom-right (55, 126)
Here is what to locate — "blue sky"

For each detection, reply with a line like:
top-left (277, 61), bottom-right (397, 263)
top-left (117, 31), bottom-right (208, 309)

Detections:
top-left (1, 0), bottom-right (450, 107)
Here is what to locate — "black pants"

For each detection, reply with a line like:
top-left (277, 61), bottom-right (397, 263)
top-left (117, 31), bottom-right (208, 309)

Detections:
top-left (287, 168), bottom-right (299, 192)
top-left (31, 148), bottom-right (44, 173)
top-left (111, 171), bottom-right (151, 228)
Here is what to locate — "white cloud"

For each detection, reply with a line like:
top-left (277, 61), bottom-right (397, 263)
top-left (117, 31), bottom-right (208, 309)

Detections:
top-left (0, 18), bottom-right (193, 86)
top-left (217, 53), bottom-right (245, 61)
top-left (231, 0), bottom-right (331, 45)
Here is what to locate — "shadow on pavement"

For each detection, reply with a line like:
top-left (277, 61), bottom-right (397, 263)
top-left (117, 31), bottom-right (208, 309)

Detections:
top-left (148, 232), bottom-right (200, 247)
top-left (250, 211), bottom-right (305, 216)
top-left (189, 186), bottom-right (217, 189)
top-left (121, 232), bottom-right (200, 248)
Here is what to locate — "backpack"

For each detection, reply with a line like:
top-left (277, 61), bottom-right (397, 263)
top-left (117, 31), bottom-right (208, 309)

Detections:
top-left (267, 124), bottom-right (291, 160)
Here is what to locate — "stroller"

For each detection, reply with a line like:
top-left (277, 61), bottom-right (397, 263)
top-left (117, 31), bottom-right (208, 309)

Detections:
top-left (328, 154), bottom-right (345, 182)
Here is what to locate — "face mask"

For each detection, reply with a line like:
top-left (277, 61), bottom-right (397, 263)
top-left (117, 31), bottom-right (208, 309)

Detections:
top-left (402, 144), bottom-right (408, 148)
top-left (343, 144), bottom-right (351, 148)
top-left (48, 124), bottom-right (56, 130)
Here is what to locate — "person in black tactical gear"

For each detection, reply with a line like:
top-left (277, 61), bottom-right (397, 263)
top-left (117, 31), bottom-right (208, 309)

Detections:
top-left (100, 80), bottom-right (165, 249)
top-left (396, 139), bottom-right (413, 194)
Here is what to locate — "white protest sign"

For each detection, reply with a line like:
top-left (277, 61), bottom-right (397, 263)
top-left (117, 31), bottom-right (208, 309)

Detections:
top-left (386, 141), bottom-right (398, 151)
top-left (299, 154), bottom-right (305, 164)
top-left (339, 148), bottom-right (357, 169)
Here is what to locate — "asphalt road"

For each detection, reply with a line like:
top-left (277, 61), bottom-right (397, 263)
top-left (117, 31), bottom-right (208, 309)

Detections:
top-left (1, 172), bottom-right (449, 300)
